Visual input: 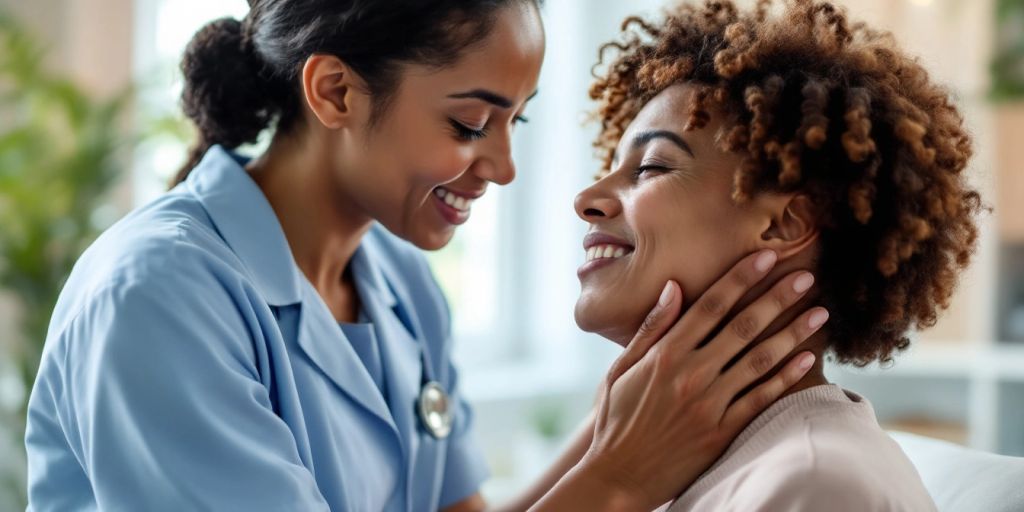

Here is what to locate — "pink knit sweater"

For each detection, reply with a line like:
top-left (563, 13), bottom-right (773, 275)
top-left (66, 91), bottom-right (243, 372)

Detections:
top-left (664, 384), bottom-right (936, 511)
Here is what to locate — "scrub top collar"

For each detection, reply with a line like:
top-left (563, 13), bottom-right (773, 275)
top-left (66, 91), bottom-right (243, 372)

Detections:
top-left (185, 145), bottom-right (304, 307)
top-left (184, 145), bottom-right (420, 440)
top-left (351, 238), bottom-right (400, 311)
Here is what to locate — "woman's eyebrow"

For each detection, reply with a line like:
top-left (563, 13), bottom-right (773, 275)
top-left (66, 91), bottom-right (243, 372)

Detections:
top-left (632, 130), bottom-right (695, 157)
top-left (448, 89), bottom-right (540, 109)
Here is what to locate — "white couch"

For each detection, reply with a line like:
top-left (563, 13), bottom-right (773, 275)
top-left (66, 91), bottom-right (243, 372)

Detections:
top-left (890, 432), bottom-right (1024, 512)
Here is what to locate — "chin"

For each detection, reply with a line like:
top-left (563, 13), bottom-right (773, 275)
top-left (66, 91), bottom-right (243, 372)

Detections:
top-left (404, 226), bottom-right (456, 252)
top-left (574, 298), bottom-right (633, 347)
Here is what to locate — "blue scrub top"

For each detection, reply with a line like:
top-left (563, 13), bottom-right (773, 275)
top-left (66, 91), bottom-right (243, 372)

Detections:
top-left (25, 145), bottom-right (489, 511)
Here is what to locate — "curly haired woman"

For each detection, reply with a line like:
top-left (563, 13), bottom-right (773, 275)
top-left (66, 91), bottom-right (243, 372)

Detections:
top-left (574, 0), bottom-right (983, 509)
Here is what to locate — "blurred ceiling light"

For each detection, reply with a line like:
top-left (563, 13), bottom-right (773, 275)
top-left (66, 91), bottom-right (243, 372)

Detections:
top-left (908, 0), bottom-right (934, 6)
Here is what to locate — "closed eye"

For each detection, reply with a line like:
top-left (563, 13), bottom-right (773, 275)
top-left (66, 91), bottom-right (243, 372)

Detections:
top-left (449, 119), bottom-right (488, 141)
top-left (633, 164), bottom-right (672, 179)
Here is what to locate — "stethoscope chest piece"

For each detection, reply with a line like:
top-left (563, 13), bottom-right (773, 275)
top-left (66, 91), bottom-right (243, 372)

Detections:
top-left (417, 381), bottom-right (452, 439)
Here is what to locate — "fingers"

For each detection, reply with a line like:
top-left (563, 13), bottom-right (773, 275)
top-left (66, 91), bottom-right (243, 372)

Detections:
top-left (719, 351), bottom-right (817, 433)
top-left (659, 250), bottom-right (778, 353)
top-left (702, 271), bottom-right (818, 370)
top-left (605, 281), bottom-right (682, 385)
top-left (709, 307), bottom-right (830, 400)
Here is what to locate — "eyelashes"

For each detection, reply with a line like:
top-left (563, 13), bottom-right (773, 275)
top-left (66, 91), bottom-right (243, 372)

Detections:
top-left (449, 119), bottom-right (487, 141)
top-left (449, 116), bottom-right (530, 142)
top-left (632, 164), bottom-right (672, 179)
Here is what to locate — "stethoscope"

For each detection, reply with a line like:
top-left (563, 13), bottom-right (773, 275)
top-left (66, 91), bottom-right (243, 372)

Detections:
top-left (416, 348), bottom-right (452, 439)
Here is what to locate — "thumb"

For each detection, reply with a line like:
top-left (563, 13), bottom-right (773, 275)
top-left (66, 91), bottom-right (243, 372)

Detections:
top-left (604, 280), bottom-right (683, 386)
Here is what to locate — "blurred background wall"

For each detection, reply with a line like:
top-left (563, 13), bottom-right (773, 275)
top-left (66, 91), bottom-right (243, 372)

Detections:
top-left (0, 0), bottom-right (1021, 508)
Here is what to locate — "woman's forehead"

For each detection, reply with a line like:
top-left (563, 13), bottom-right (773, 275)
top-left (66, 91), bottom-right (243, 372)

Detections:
top-left (617, 85), bottom-right (713, 153)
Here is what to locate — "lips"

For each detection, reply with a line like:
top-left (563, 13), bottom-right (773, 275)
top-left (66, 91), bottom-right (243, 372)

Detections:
top-left (432, 186), bottom-right (486, 226)
top-left (579, 231), bottom-right (635, 275)
top-left (434, 186), bottom-right (481, 212)
top-left (583, 232), bottom-right (635, 252)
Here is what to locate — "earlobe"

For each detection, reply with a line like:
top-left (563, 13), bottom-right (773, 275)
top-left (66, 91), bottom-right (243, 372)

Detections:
top-left (758, 194), bottom-right (819, 259)
top-left (301, 54), bottom-right (359, 130)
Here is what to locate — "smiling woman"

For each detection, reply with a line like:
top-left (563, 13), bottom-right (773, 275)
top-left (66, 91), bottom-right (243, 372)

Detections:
top-left (25, 1), bottom-right (549, 510)
top-left (575, 0), bottom-right (983, 509)
top-left (174, 1), bottom-right (544, 252)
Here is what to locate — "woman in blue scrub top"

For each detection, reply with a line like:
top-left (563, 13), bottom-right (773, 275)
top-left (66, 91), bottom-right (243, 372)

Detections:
top-left (25, 1), bottom-right (820, 510)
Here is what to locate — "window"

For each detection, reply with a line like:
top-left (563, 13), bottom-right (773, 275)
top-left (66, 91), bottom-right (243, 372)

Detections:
top-left (131, 0), bottom-right (249, 202)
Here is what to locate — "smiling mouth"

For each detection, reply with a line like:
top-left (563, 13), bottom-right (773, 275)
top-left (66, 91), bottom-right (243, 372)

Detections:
top-left (585, 244), bottom-right (634, 262)
top-left (434, 186), bottom-right (476, 213)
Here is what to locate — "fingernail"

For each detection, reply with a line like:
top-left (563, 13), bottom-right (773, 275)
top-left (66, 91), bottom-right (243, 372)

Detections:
top-left (808, 309), bottom-right (830, 330)
top-left (658, 282), bottom-right (675, 307)
top-left (754, 250), bottom-right (777, 273)
top-left (799, 353), bottom-right (816, 370)
top-left (792, 273), bottom-right (815, 294)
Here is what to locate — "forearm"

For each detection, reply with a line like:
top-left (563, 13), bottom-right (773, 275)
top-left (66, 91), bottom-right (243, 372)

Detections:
top-left (526, 462), bottom-right (650, 512)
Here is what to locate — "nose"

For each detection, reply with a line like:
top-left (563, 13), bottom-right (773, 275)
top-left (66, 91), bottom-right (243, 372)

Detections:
top-left (471, 130), bottom-right (516, 186)
top-left (574, 175), bottom-right (622, 222)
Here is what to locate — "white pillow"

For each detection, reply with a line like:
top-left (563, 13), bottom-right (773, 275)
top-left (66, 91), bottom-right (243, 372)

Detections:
top-left (890, 431), bottom-right (1024, 512)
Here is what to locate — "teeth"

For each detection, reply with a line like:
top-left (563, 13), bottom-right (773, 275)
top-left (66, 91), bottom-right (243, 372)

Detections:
top-left (435, 187), bottom-right (475, 212)
top-left (586, 244), bottom-right (633, 262)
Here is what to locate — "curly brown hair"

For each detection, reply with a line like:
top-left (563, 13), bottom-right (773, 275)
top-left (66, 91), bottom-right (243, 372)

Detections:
top-left (590, 0), bottom-right (984, 366)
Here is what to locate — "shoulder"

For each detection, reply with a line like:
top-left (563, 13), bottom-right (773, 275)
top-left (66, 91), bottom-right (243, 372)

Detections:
top-left (50, 190), bottom-right (252, 343)
top-left (734, 403), bottom-right (934, 511)
top-left (45, 209), bottom-right (267, 391)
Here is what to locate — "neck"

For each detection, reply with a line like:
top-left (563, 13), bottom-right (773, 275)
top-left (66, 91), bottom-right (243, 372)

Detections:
top-left (247, 132), bottom-right (372, 303)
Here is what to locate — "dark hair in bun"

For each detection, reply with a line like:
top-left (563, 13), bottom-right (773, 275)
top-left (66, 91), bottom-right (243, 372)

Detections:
top-left (174, 0), bottom-right (541, 186)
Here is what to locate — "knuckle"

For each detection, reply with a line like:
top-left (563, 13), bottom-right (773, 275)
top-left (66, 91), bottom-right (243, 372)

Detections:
top-left (771, 285), bottom-right (790, 311)
top-left (730, 267), bottom-right (753, 288)
top-left (696, 427), bottom-right (730, 452)
top-left (746, 347), bottom-right (776, 375)
top-left (705, 428), bottom-right (729, 446)
top-left (788, 322), bottom-right (808, 346)
top-left (748, 389), bottom-right (773, 412)
top-left (675, 370), bottom-right (706, 398)
top-left (690, 399), bottom-right (716, 423)
top-left (700, 294), bottom-right (726, 316)
top-left (730, 314), bottom-right (760, 342)
top-left (653, 348), bottom-right (675, 374)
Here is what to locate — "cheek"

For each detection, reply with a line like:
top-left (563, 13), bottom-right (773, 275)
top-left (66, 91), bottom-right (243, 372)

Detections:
top-left (376, 104), bottom-right (474, 186)
top-left (422, 145), bottom-right (474, 184)
top-left (630, 184), bottom-right (745, 299)
top-left (390, 126), bottom-right (474, 186)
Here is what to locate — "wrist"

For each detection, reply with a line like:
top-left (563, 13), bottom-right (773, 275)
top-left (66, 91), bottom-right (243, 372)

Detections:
top-left (536, 460), bottom-right (655, 512)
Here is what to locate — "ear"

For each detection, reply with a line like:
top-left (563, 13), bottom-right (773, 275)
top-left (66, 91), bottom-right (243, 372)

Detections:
top-left (756, 193), bottom-right (819, 259)
top-left (300, 54), bottom-right (367, 130)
